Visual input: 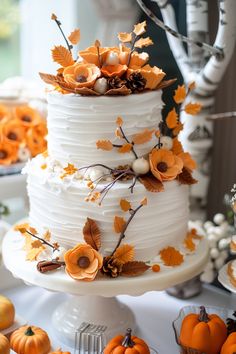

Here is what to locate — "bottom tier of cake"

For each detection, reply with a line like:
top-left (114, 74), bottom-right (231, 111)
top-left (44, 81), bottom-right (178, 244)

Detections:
top-left (24, 154), bottom-right (190, 261)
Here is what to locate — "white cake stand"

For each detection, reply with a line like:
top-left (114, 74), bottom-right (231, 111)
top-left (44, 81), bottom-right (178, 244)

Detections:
top-left (218, 263), bottom-right (236, 293)
top-left (2, 227), bottom-right (209, 348)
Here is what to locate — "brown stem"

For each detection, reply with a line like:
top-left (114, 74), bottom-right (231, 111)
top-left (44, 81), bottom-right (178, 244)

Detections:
top-left (199, 306), bottom-right (209, 323)
top-left (79, 164), bottom-right (114, 172)
top-left (25, 327), bottom-right (35, 336)
top-left (96, 45), bottom-right (102, 68)
top-left (121, 328), bottom-right (135, 348)
top-left (25, 230), bottom-right (55, 250)
top-left (119, 126), bottom-right (138, 159)
top-left (52, 17), bottom-right (73, 53)
top-left (127, 35), bottom-right (138, 67)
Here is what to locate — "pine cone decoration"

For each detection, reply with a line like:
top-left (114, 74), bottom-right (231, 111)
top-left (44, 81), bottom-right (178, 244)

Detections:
top-left (108, 76), bottom-right (127, 90)
top-left (101, 256), bottom-right (122, 278)
top-left (127, 73), bottom-right (146, 93)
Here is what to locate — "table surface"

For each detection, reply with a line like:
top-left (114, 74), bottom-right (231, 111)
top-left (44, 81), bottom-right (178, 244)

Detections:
top-left (2, 283), bottom-right (233, 354)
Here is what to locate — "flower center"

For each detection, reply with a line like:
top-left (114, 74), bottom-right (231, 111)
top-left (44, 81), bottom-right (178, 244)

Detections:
top-left (22, 115), bottom-right (32, 122)
top-left (7, 132), bottom-right (17, 141)
top-left (77, 256), bottom-right (90, 269)
top-left (0, 150), bottom-right (7, 159)
top-left (76, 75), bottom-right (87, 83)
top-left (157, 162), bottom-right (168, 172)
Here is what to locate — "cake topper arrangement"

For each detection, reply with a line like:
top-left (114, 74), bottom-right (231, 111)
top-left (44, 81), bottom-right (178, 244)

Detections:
top-left (39, 14), bottom-right (176, 96)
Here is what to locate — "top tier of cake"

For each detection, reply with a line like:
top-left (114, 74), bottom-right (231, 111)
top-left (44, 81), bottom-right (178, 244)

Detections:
top-left (47, 90), bottom-right (163, 167)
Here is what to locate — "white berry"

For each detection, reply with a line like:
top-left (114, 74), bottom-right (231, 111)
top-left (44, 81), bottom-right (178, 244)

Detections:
top-left (53, 246), bottom-right (67, 261)
top-left (90, 167), bottom-right (105, 182)
top-left (207, 234), bottom-right (217, 248)
top-left (214, 256), bottom-right (225, 270)
top-left (132, 158), bottom-right (150, 175)
top-left (218, 238), bottom-right (230, 250)
top-left (94, 78), bottom-right (108, 94)
top-left (160, 136), bottom-right (173, 150)
top-left (205, 261), bottom-right (214, 271)
top-left (18, 146), bottom-right (31, 162)
top-left (200, 270), bottom-right (215, 283)
top-left (204, 221), bottom-right (214, 230)
top-left (213, 213), bottom-right (225, 225)
top-left (210, 247), bottom-right (219, 259)
top-left (106, 51), bottom-right (119, 66)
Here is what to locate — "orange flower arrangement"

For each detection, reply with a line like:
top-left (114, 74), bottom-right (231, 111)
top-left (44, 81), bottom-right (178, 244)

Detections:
top-left (63, 63), bottom-right (101, 88)
top-left (2, 119), bottom-right (26, 145)
top-left (64, 243), bottom-right (103, 281)
top-left (15, 106), bottom-right (41, 127)
top-left (0, 140), bottom-right (18, 165)
top-left (26, 128), bottom-right (47, 157)
top-left (79, 46), bottom-right (118, 66)
top-left (127, 65), bottom-right (166, 90)
top-left (149, 149), bottom-right (183, 182)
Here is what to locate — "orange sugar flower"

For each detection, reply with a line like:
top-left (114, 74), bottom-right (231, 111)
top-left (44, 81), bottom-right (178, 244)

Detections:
top-left (64, 243), bottom-right (103, 281)
top-left (26, 128), bottom-right (47, 157)
top-left (0, 104), bottom-right (10, 122)
top-left (34, 120), bottom-right (48, 137)
top-left (0, 140), bottom-right (18, 165)
top-left (127, 65), bottom-right (165, 90)
top-left (178, 152), bottom-right (197, 171)
top-left (2, 119), bottom-right (26, 145)
top-left (149, 148), bottom-right (183, 182)
top-left (101, 64), bottom-right (127, 78)
top-left (63, 63), bottom-right (101, 89)
top-left (14, 105), bottom-right (41, 128)
top-left (129, 51), bottom-right (149, 68)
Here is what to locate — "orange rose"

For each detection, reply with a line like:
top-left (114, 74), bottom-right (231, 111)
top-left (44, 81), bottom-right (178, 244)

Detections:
top-left (2, 119), bottom-right (26, 145)
top-left (14, 105), bottom-right (41, 128)
top-left (79, 46), bottom-right (118, 66)
top-left (26, 128), bottom-right (47, 157)
top-left (178, 152), bottom-right (197, 171)
top-left (64, 244), bottom-right (103, 281)
top-left (127, 65), bottom-right (165, 90)
top-left (149, 148), bottom-right (183, 181)
top-left (101, 64), bottom-right (127, 78)
top-left (0, 140), bottom-right (18, 165)
top-left (63, 63), bottom-right (101, 89)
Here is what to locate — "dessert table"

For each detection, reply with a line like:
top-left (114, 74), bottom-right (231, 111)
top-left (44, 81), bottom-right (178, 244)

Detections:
top-left (2, 284), bottom-right (232, 353)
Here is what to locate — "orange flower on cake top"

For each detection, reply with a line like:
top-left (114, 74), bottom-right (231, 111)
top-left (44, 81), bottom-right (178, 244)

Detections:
top-left (127, 65), bottom-right (165, 90)
top-left (79, 46), bottom-right (118, 66)
top-left (15, 105), bottom-right (41, 127)
top-left (63, 62), bottom-right (101, 88)
top-left (178, 152), bottom-right (197, 171)
top-left (149, 149), bottom-right (183, 181)
top-left (0, 140), bottom-right (18, 165)
top-left (64, 243), bottom-right (103, 281)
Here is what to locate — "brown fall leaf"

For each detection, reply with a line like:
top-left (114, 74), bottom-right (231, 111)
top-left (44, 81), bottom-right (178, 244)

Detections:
top-left (177, 167), bottom-right (198, 185)
top-left (118, 32), bottom-right (132, 43)
top-left (172, 138), bottom-right (183, 155)
top-left (39, 72), bottom-right (59, 86)
top-left (105, 85), bottom-right (131, 96)
top-left (166, 108), bottom-right (178, 129)
top-left (118, 143), bottom-right (133, 153)
top-left (173, 122), bottom-right (184, 136)
top-left (113, 216), bottom-right (126, 233)
top-left (159, 246), bottom-right (184, 266)
top-left (134, 37), bottom-right (153, 49)
top-left (68, 28), bottom-right (80, 45)
top-left (184, 102), bottom-right (202, 115)
top-left (94, 39), bottom-right (101, 48)
top-left (121, 261), bottom-right (150, 276)
top-left (156, 78), bottom-right (177, 90)
top-left (51, 45), bottom-right (74, 67)
top-left (120, 199), bottom-right (131, 212)
top-left (113, 244), bottom-right (134, 265)
top-left (83, 218), bottom-right (101, 251)
top-left (132, 129), bottom-right (154, 145)
top-left (139, 174), bottom-right (164, 193)
top-left (133, 21), bottom-right (147, 36)
top-left (51, 13), bottom-right (57, 20)
top-left (174, 85), bottom-right (186, 104)
top-left (96, 140), bottom-right (113, 151)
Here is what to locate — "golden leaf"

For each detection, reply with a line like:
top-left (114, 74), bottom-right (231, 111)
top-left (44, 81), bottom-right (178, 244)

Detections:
top-left (118, 32), bottom-right (132, 43)
top-left (121, 261), bottom-right (150, 276)
top-left (134, 37), bottom-right (153, 49)
top-left (159, 246), bottom-right (184, 266)
top-left (132, 129), bottom-right (154, 145)
top-left (94, 39), bottom-right (101, 48)
top-left (172, 138), bottom-right (183, 155)
top-left (60, 163), bottom-right (78, 179)
top-left (166, 108), bottom-right (178, 129)
top-left (51, 13), bottom-right (57, 20)
top-left (118, 143), bottom-right (132, 153)
top-left (139, 174), bottom-right (164, 193)
top-left (184, 102), bottom-right (202, 115)
top-left (113, 244), bottom-right (134, 265)
top-left (23, 234), bottom-right (33, 251)
top-left (173, 85), bottom-right (186, 104)
top-left (184, 236), bottom-right (196, 252)
top-left (96, 140), bottom-right (113, 151)
top-left (68, 28), bottom-right (80, 45)
top-left (43, 230), bottom-right (51, 241)
top-left (105, 85), bottom-right (131, 96)
top-left (31, 240), bottom-right (43, 249)
top-left (116, 116), bottom-right (123, 126)
top-left (29, 226), bottom-right (38, 235)
top-left (115, 128), bottom-right (122, 138)
top-left (39, 73), bottom-right (59, 86)
top-left (113, 216), bottom-right (126, 233)
top-left (83, 218), bottom-right (101, 251)
top-left (188, 81), bottom-right (196, 91)
top-left (140, 197), bottom-right (147, 206)
top-left (120, 199), bottom-right (131, 212)
top-left (14, 223), bottom-right (29, 234)
top-left (51, 45), bottom-right (74, 67)
top-left (177, 167), bottom-right (198, 185)
top-left (26, 246), bottom-right (45, 261)
top-left (133, 21), bottom-right (147, 36)
top-left (173, 122), bottom-right (184, 136)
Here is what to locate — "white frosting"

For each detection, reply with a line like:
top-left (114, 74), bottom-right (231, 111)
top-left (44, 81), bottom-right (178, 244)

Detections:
top-left (47, 91), bottom-right (163, 168)
top-left (25, 155), bottom-right (189, 261)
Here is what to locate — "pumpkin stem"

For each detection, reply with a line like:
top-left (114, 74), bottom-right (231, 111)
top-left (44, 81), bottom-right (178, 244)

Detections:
top-left (24, 326), bottom-right (35, 336)
top-left (122, 328), bottom-right (135, 348)
top-left (199, 306), bottom-right (209, 323)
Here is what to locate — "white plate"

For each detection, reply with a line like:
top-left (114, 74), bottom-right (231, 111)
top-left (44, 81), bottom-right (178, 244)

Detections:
top-left (0, 162), bottom-right (25, 176)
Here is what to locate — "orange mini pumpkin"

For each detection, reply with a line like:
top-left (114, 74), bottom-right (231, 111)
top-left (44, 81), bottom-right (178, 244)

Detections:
top-left (0, 333), bottom-right (10, 354)
top-left (104, 328), bottom-right (150, 354)
top-left (10, 325), bottom-right (51, 354)
top-left (221, 332), bottom-right (236, 354)
top-left (179, 306), bottom-right (227, 354)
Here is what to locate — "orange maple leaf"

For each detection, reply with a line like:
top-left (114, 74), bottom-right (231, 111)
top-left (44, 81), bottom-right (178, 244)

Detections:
top-left (184, 102), bottom-right (202, 115)
top-left (166, 108), bottom-right (178, 129)
top-left (68, 28), bottom-right (81, 45)
top-left (118, 32), bottom-right (132, 43)
top-left (118, 143), bottom-right (132, 153)
top-left (113, 244), bottom-right (134, 265)
top-left (133, 21), bottom-right (147, 36)
top-left (159, 246), bottom-right (184, 266)
top-left (51, 45), bottom-right (74, 67)
top-left (120, 199), bottom-right (131, 212)
top-left (134, 37), bottom-right (153, 49)
top-left (132, 129), bottom-right (154, 145)
top-left (96, 140), bottom-right (113, 151)
top-left (174, 85), bottom-right (186, 104)
top-left (114, 216), bottom-right (126, 233)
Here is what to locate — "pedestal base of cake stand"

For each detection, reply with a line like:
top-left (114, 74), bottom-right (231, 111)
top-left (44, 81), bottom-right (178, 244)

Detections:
top-left (2, 226), bottom-right (209, 347)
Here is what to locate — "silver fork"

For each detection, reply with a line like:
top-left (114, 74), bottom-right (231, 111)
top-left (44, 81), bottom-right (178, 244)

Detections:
top-left (74, 322), bottom-right (107, 354)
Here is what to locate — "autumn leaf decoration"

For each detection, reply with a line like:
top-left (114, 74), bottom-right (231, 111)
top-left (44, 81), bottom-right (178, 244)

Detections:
top-left (184, 228), bottom-right (202, 252)
top-left (83, 218), bottom-right (101, 251)
top-left (159, 246), bottom-right (184, 267)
